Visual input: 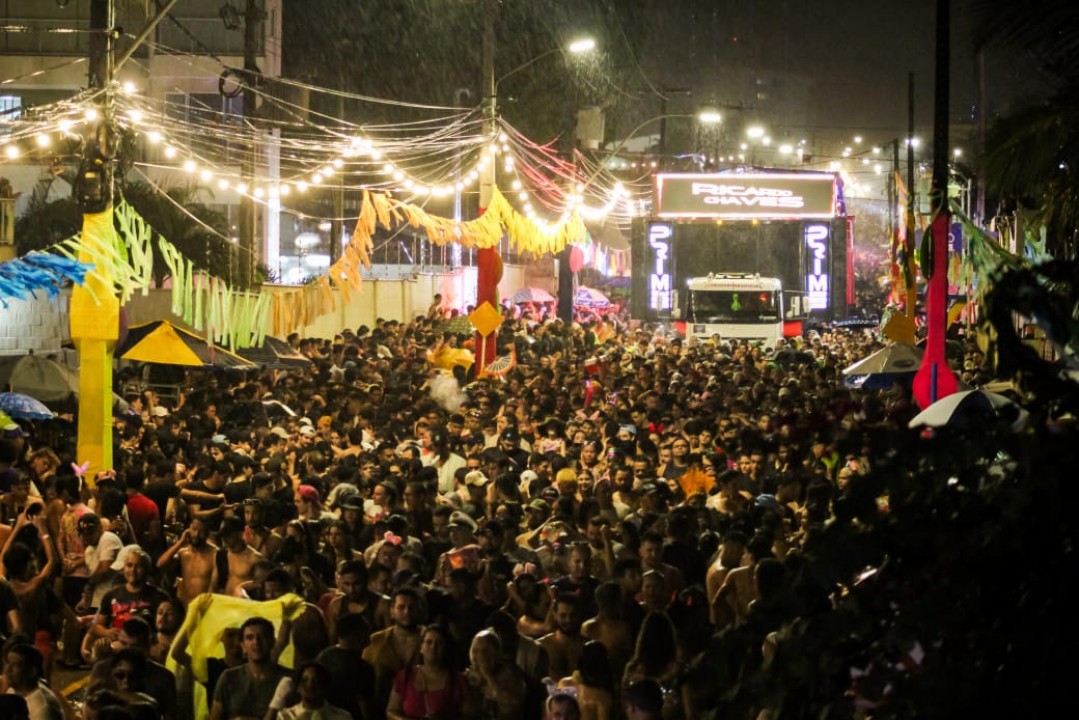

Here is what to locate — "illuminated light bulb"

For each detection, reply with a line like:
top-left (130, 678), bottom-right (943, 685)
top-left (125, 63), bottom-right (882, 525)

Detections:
top-left (468, 169), bottom-right (479, 180)
top-left (455, 181), bottom-right (465, 190)
top-left (280, 184), bottom-right (290, 196)
top-left (332, 158), bottom-right (344, 168)
top-left (498, 132), bottom-right (508, 142)
top-left (342, 147), bottom-right (357, 158)
top-left (36, 133), bottom-right (51, 148)
top-left (511, 180), bottom-right (522, 191)
top-left (650, 161), bottom-right (657, 168)
top-left (322, 165), bottom-right (335, 176)
top-left (416, 186), bottom-right (430, 195)
top-left (854, 135), bottom-right (863, 144)
top-left (862, 158), bottom-right (870, 165)
top-left (872, 146), bottom-right (881, 155)
top-left (746, 125), bottom-right (765, 139)
top-left (504, 156), bottom-right (515, 166)
top-left (778, 144), bottom-right (793, 155)
top-left (463, 176), bottom-right (475, 186)
top-left (58, 119), bottom-right (74, 133)
top-left (217, 179), bottom-right (230, 190)
top-left (84, 107), bottom-right (98, 121)
top-left (953, 148), bottom-right (963, 158)
top-left (254, 187), bottom-right (264, 198)
top-left (501, 144), bottom-right (509, 153)
top-left (267, 186), bottom-right (279, 199)
top-left (236, 182), bottom-right (249, 194)
top-left (163, 146), bottom-right (177, 159)
top-left (523, 203), bottom-right (533, 214)
top-left (122, 81), bottom-right (137, 95)
top-left (296, 182), bottom-right (308, 192)
top-left (614, 182), bottom-right (624, 194)
top-left (126, 109), bottom-right (143, 123)
top-left (404, 179), bottom-right (414, 189)
top-left (517, 190), bottom-right (529, 202)
top-left (488, 143), bottom-right (499, 155)
top-left (370, 150), bottom-right (382, 160)
top-left (183, 159), bottom-right (196, 173)
top-left (312, 173), bottom-right (323, 184)
top-left (761, 137), bottom-right (772, 146)
top-left (393, 170), bottom-right (404, 181)
top-left (200, 169), bottom-right (213, 181)
top-left (575, 183), bottom-right (584, 193)
top-left (382, 163), bottom-right (394, 174)
top-left (3, 145), bottom-right (19, 159)
top-left (147, 131), bottom-right (163, 144)
top-left (874, 164), bottom-right (883, 174)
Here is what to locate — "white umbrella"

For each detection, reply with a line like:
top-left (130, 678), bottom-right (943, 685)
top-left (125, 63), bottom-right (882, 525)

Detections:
top-left (908, 389), bottom-right (1028, 431)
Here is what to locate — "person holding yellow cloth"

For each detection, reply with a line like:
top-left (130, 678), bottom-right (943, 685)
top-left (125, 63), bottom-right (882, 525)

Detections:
top-left (169, 592), bottom-right (308, 720)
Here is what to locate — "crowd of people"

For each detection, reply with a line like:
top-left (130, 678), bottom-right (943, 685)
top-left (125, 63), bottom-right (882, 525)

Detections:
top-left (0, 308), bottom-right (983, 720)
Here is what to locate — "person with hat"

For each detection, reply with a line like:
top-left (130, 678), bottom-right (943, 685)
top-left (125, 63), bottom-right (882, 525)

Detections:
top-left (433, 511), bottom-right (481, 587)
top-left (498, 427), bottom-right (530, 472)
top-left (76, 513), bottom-right (123, 614)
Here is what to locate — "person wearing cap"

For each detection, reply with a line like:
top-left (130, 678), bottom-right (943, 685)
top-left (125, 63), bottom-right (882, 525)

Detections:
top-left (77, 513), bottom-right (123, 613)
top-left (433, 511), bottom-right (481, 587)
top-left (498, 427), bottom-right (530, 472)
top-left (459, 470), bottom-right (489, 518)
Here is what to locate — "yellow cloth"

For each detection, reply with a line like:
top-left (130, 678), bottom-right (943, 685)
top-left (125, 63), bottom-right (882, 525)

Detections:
top-left (167, 592), bottom-right (307, 720)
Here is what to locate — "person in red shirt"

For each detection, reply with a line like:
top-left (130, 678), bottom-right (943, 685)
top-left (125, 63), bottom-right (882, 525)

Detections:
top-left (124, 470), bottom-right (161, 552)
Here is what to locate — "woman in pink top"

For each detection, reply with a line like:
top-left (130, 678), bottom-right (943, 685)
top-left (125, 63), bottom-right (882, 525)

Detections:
top-left (387, 624), bottom-right (468, 719)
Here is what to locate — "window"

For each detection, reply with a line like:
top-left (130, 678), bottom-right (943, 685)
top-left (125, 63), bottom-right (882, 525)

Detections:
top-left (0, 96), bottom-right (22, 121)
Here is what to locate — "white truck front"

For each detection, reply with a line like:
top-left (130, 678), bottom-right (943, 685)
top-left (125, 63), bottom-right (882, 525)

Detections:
top-left (679, 274), bottom-right (785, 346)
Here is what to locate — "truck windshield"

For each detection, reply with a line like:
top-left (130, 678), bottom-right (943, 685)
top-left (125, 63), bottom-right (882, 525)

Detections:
top-left (688, 290), bottom-right (779, 323)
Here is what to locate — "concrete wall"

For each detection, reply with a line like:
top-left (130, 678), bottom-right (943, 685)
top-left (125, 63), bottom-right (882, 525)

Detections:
top-left (0, 294), bottom-right (68, 356)
top-left (122, 263), bottom-right (527, 341)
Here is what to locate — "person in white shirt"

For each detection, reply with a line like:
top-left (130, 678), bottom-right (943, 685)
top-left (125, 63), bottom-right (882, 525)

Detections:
top-left (76, 513), bottom-right (123, 613)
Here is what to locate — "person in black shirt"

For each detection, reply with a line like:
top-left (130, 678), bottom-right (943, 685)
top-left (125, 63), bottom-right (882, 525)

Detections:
top-left (90, 549), bottom-right (168, 642)
top-left (315, 612), bottom-right (376, 719)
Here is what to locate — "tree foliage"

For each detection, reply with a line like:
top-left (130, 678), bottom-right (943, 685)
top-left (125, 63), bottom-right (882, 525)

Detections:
top-left (970, 0), bottom-right (1079, 258)
top-left (684, 259), bottom-right (1079, 718)
top-left (15, 178), bottom-right (236, 285)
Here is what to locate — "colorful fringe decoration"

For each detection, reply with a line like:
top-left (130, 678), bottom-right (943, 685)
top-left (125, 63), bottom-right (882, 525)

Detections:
top-left (0, 251), bottom-right (93, 306)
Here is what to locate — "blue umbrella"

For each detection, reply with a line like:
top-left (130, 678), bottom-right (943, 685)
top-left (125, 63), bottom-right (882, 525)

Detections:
top-left (0, 392), bottom-right (55, 420)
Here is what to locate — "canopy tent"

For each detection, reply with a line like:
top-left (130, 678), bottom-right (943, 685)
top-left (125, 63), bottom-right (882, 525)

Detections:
top-left (842, 344), bottom-right (923, 389)
top-left (236, 336), bottom-right (312, 370)
top-left (117, 321), bottom-right (255, 369)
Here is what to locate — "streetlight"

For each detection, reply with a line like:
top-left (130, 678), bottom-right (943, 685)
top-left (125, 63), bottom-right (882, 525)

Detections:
top-left (585, 110), bottom-right (723, 188)
top-left (496, 36), bottom-right (597, 87)
top-left (746, 125), bottom-right (766, 140)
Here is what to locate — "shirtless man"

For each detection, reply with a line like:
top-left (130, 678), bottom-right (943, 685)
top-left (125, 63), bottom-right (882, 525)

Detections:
top-left (217, 517), bottom-right (262, 597)
top-left (713, 534), bottom-right (773, 630)
top-left (539, 596), bottom-right (585, 681)
top-left (705, 531), bottom-right (747, 625)
top-left (581, 581), bottom-right (633, 682)
top-left (157, 517), bottom-right (217, 606)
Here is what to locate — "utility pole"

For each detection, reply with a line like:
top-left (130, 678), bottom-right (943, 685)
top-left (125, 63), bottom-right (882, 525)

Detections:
top-left (71, 0), bottom-right (120, 477)
top-left (238, 0), bottom-right (264, 289)
top-left (329, 84), bottom-right (345, 266)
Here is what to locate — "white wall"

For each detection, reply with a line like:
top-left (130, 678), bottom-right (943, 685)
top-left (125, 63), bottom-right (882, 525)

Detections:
top-left (120, 263), bottom-right (528, 342)
top-left (0, 294), bottom-right (68, 356)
